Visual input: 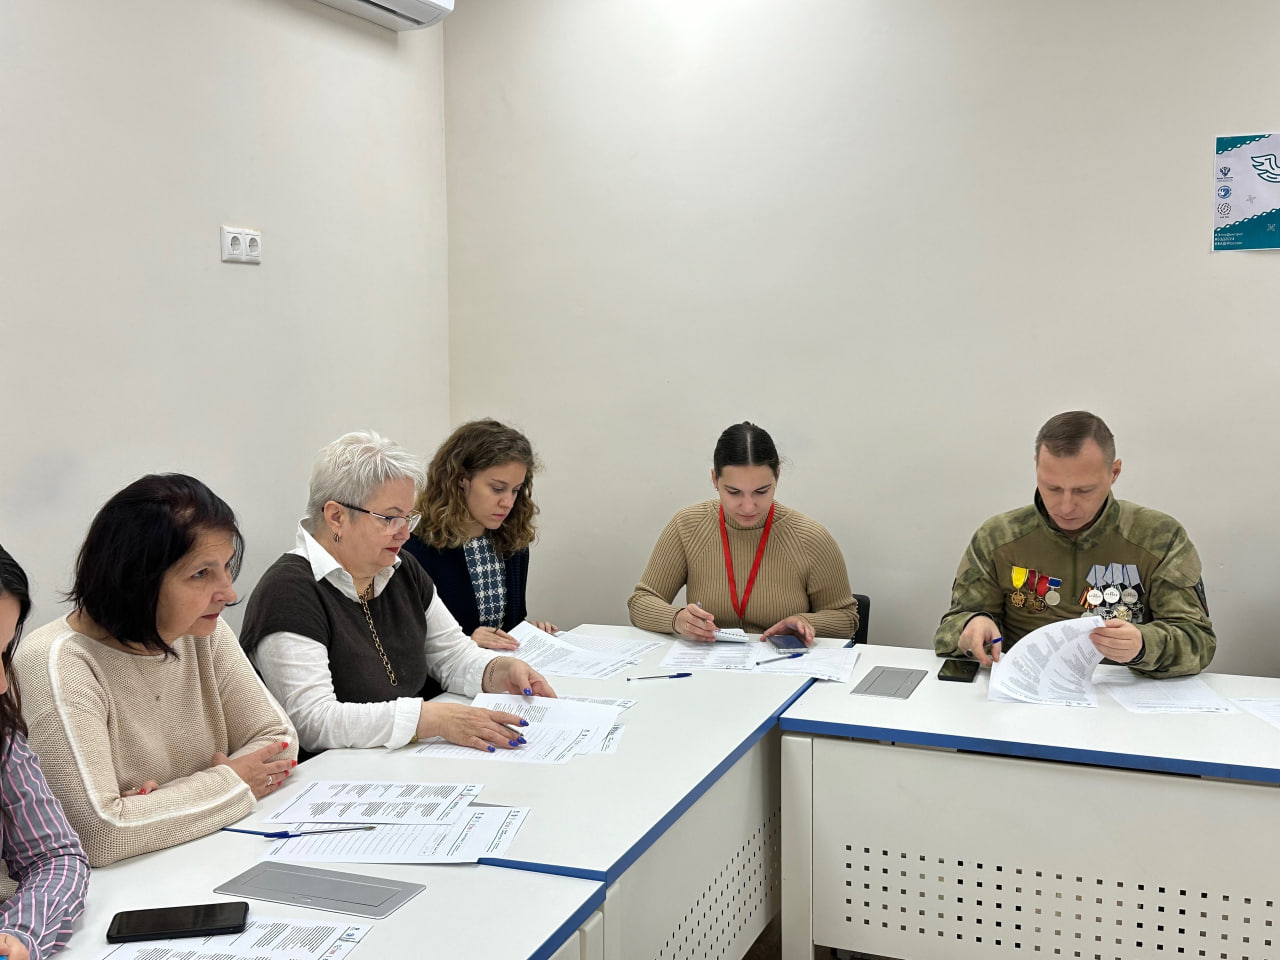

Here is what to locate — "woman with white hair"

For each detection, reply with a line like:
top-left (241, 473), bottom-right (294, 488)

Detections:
top-left (241, 431), bottom-right (555, 756)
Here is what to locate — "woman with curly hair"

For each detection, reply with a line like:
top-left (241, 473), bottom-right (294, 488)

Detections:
top-left (403, 419), bottom-right (558, 651)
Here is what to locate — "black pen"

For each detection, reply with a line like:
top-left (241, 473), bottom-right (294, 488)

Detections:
top-left (626, 672), bottom-right (693, 681)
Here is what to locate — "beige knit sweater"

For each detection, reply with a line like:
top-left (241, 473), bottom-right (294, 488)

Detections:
top-left (628, 500), bottom-right (859, 639)
top-left (15, 617), bottom-right (297, 867)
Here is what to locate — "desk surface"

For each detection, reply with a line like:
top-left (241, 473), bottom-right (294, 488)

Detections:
top-left (255, 625), bottom-right (814, 884)
top-left (60, 824), bottom-right (603, 960)
top-left (780, 644), bottom-right (1280, 782)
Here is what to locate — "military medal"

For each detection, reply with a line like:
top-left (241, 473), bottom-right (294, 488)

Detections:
top-left (1103, 585), bottom-right (1120, 604)
top-left (1114, 605), bottom-right (1132, 621)
top-left (1009, 566), bottom-right (1029, 608)
top-left (1086, 588), bottom-right (1103, 607)
top-left (1045, 576), bottom-right (1062, 607)
top-left (1121, 587), bottom-right (1138, 605)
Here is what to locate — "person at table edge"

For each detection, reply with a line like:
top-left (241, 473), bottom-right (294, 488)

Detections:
top-left (934, 410), bottom-right (1215, 678)
top-left (628, 421), bottom-right (859, 643)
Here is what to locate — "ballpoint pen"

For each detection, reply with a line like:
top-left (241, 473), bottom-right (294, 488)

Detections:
top-left (756, 652), bottom-right (804, 665)
top-left (626, 673), bottom-right (693, 681)
top-left (221, 825), bottom-right (377, 840)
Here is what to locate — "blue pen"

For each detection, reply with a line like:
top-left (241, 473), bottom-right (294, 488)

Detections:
top-left (222, 825), bottom-right (376, 840)
top-left (626, 672), bottom-right (693, 681)
top-left (756, 652), bottom-right (804, 665)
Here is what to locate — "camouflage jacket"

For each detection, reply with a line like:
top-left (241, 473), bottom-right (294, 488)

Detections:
top-left (933, 494), bottom-right (1215, 678)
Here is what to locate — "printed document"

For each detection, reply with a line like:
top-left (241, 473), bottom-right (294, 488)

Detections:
top-left (988, 617), bottom-right (1105, 707)
top-left (94, 916), bottom-right (370, 960)
top-left (713, 628), bottom-right (750, 642)
top-left (411, 694), bottom-right (620, 763)
top-left (751, 644), bottom-right (860, 682)
top-left (561, 695), bottom-right (637, 711)
top-left (265, 781), bottom-right (477, 826)
top-left (505, 622), bottom-right (641, 679)
top-left (265, 806), bottom-right (528, 864)
top-left (658, 639), bottom-right (757, 671)
top-left (556, 630), bottom-right (663, 660)
top-left (1094, 669), bottom-right (1238, 714)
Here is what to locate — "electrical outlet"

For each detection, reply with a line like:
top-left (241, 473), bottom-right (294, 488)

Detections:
top-left (221, 225), bottom-right (262, 264)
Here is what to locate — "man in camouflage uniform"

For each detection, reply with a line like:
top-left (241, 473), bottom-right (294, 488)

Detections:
top-left (934, 411), bottom-right (1215, 678)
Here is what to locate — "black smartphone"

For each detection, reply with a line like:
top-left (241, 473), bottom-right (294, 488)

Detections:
top-left (106, 901), bottom-right (250, 943)
top-left (767, 634), bottom-right (808, 653)
top-left (937, 658), bottom-right (980, 683)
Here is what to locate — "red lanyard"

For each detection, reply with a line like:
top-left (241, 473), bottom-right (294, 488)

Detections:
top-left (719, 502), bottom-right (776, 621)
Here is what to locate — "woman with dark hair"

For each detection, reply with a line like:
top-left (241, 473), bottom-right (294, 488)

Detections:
top-left (241, 431), bottom-right (553, 757)
top-left (15, 476), bottom-right (297, 867)
top-left (0, 546), bottom-right (88, 960)
top-left (628, 422), bottom-right (859, 644)
top-left (403, 419), bottom-right (557, 651)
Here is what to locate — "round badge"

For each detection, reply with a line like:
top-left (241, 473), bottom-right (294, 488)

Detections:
top-left (1103, 586), bottom-right (1121, 604)
top-left (1031, 597), bottom-right (1047, 613)
top-left (1045, 589), bottom-right (1061, 606)
top-left (1009, 592), bottom-right (1026, 608)
top-left (1086, 589), bottom-right (1104, 606)
top-left (1121, 587), bottom-right (1138, 605)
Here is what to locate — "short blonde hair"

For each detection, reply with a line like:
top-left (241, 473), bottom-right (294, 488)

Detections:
top-left (304, 431), bottom-right (427, 533)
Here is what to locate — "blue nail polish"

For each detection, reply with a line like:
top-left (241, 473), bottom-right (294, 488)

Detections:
top-left (517, 736), bottom-right (527, 744)
top-left (487, 745), bottom-right (495, 752)
top-left (523, 687), bottom-right (533, 695)
top-left (509, 739), bottom-right (519, 746)
top-left (519, 719), bottom-right (529, 726)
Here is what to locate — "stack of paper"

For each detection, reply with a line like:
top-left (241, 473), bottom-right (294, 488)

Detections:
top-left (658, 639), bottom-right (758, 671)
top-left (95, 916), bottom-right (370, 960)
top-left (988, 617), bottom-right (1105, 707)
top-left (260, 780), bottom-right (528, 864)
top-left (412, 694), bottom-right (625, 763)
top-left (1094, 669), bottom-right (1239, 714)
top-left (751, 644), bottom-right (861, 682)
top-left (713, 628), bottom-right (750, 642)
top-left (505, 622), bottom-right (660, 679)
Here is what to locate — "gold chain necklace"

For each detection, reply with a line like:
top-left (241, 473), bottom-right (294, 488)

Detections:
top-left (357, 582), bottom-right (397, 687)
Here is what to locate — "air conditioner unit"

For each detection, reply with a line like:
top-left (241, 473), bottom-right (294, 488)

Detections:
top-left (313, 0), bottom-right (452, 31)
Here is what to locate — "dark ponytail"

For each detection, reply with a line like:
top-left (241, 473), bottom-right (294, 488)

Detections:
top-left (712, 422), bottom-right (781, 478)
top-left (0, 545), bottom-right (32, 765)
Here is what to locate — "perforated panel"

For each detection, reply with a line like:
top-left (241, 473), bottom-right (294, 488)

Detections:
top-left (607, 729), bottom-right (781, 960)
top-left (655, 809), bottom-right (780, 960)
top-left (810, 740), bottom-right (1280, 960)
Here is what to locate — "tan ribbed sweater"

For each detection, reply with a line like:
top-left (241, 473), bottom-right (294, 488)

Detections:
top-left (15, 617), bottom-right (297, 867)
top-left (628, 500), bottom-right (859, 639)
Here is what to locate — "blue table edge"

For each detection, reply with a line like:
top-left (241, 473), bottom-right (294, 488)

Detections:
top-left (776, 716), bottom-right (1280, 784)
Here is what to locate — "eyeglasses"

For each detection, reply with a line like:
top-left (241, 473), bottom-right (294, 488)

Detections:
top-left (338, 503), bottom-right (422, 534)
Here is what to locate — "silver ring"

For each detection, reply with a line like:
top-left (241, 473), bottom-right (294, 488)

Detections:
top-left (267, 775), bottom-right (274, 787)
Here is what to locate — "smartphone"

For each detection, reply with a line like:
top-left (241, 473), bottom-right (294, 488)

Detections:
top-left (937, 658), bottom-right (980, 683)
top-left (767, 634), bottom-right (809, 654)
top-left (106, 901), bottom-right (250, 943)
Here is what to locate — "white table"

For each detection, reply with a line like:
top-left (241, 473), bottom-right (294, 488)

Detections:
top-left (273, 625), bottom-right (818, 960)
top-left (779, 645), bottom-right (1280, 960)
top-left (59, 824), bottom-right (605, 960)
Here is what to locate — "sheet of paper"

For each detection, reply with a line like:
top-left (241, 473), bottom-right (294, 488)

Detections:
top-left (713, 628), bottom-right (750, 643)
top-left (576, 723), bottom-right (625, 754)
top-left (265, 780), bottom-right (477, 826)
top-left (751, 644), bottom-right (860, 682)
top-left (988, 617), bottom-right (1105, 707)
top-left (658, 639), bottom-right (757, 671)
top-left (1094, 669), bottom-right (1239, 714)
top-left (94, 916), bottom-right (370, 960)
top-left (557, 631), bottom-right (663, 660)
top-left (1233, 698), bottom-right (1280, 731)
top-left (265, 807), bottom-right (529, 864)
top-left (505, 622), bottom-right (637, 679)
top-left (471, 693), bottom-right (622, 727)
top-left (413, 724), bottom-right (598, 764)
top-left (561, 695), bottom-right (637, 711)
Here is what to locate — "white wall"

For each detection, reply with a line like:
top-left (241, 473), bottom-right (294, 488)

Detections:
top-left (0, 0), bottom-right (450, 630)
top-left (444, 0), bottom-right (1280, 677)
